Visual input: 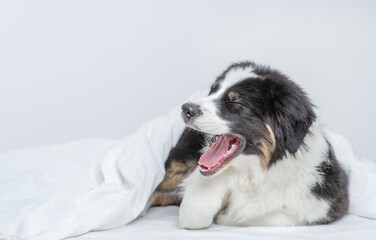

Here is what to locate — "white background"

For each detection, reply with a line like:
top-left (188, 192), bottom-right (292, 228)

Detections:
top-left (0, 0), bottom-right (375, 160)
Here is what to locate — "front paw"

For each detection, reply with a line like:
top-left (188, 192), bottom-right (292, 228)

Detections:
top-left (215, 212), bottom-right (233, 226)
top-left (179, 208), bottom-right (213, 229)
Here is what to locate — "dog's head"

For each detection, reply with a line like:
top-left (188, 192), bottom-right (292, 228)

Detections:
top-left (182, 62), bottom-right (316, 176)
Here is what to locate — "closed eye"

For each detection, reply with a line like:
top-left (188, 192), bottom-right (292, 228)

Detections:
top-left (229, 101), bottom-right (242, 105)
top-left (226, 98), bottom-right (242, 105)
top-left (226, 99), bottom-right (243, 109)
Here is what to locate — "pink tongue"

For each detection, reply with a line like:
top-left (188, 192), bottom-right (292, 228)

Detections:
top-left (199, 135), bottom-right (234, 168)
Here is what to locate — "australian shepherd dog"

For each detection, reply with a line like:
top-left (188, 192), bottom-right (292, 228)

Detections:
top-left (150, 61), bottom-right (349, 229)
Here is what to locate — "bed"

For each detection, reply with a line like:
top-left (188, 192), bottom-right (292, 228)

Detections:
top-left (72, 206), bottom-right (376, 240)
top-left (1, 103), bottom-right (376, 240)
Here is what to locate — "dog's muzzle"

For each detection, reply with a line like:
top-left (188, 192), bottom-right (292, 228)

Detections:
top-left (181, 102), bottom-right (202, 124)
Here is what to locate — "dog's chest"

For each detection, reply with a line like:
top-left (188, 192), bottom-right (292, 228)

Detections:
top-left (215, 158), bottom-right (329, 226)
top-left (223, 173), bottom-right (286, 214)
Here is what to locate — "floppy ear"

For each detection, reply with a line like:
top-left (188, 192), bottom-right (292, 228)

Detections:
top-left (271, 88), bottom-right (316, 154)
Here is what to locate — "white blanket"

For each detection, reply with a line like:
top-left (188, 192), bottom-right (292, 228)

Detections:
top-left (0, 106), bottom-right (375, 240)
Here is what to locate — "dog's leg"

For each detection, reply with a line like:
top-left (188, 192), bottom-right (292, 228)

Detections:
top-left (150, 128), bottom-right (204, 207)
top-left (179, 170), bottom-right (228, 229)
top-left (139, 190), bottom-right (182, 217)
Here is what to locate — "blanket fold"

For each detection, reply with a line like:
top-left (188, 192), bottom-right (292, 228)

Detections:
top-left (0, 107), bottom-right (185, 240)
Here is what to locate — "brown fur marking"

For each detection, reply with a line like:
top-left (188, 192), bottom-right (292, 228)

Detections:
top-left (151, 191), bottom-right (182, 206)
top-left (156, 160), bottom-right (196, 192)
top-left (259, 123), bottom-right (276, 169)
top-left (151, 159), bottom-right (197, 207)
top-left (228, 91), bottom-right (240, 101)
top-left (276, 112), bottom-right (283, 123)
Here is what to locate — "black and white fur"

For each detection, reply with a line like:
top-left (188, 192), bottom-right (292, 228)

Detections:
top-left (178, 61), bottom-right (349, 229)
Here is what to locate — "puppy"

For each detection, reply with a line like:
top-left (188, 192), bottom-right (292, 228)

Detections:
top-left (152, 61), bottom-right (349, 229)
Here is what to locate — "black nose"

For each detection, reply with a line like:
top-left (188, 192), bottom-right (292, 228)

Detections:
top-left (181, 103), bottom-right (201, 123)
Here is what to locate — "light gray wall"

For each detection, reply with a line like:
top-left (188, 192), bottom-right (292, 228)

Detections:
top-left (0, 0), bottom-right (375, 160)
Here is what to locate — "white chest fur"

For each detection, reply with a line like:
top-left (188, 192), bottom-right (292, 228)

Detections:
top-left (179, 124), bottom-right (331, 229)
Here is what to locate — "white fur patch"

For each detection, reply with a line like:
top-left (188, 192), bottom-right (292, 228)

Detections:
top-left (185, 96), bottom-right (230, 135)
top-left (213, 65), bottom-right (259, 98)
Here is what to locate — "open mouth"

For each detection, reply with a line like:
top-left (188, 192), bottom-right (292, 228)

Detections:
top-left (198, 134), bottom-right (246, 176)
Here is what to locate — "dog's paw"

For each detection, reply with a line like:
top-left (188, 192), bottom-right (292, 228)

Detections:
top-left (179, 210), bottom-right (213, 229)
top-left (215, 212), bottom-right (233, 226)
top-left (179, 216), bottom-right (212, 230)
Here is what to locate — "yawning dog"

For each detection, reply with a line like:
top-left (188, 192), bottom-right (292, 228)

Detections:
top-left (151, 61), bottom-right (349, 229)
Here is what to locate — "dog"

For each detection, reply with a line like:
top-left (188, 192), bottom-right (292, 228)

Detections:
top-left (150, 61), bottom-right (349, 229)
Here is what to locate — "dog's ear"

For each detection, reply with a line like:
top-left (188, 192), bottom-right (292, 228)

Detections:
top-left (268, 83), bottom-right (316, 154)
